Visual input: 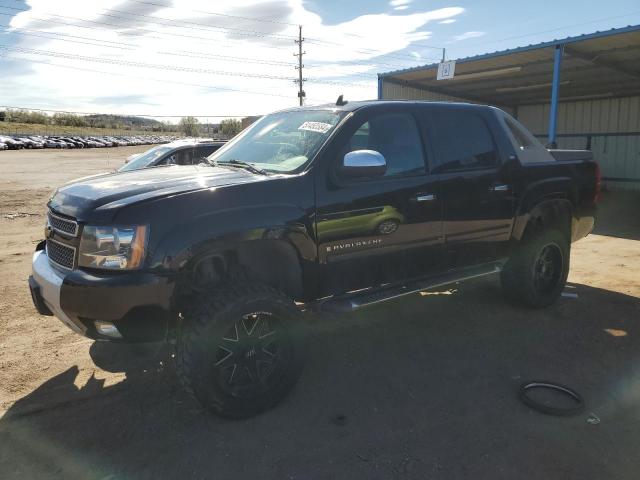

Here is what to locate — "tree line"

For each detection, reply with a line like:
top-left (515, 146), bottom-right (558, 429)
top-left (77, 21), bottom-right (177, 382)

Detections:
top-left (178, 117), bottom-right (242, 137)
top-left (0, 110), bottom-right (245, 137)
top-left (0, 109), bottom-right (176, 132)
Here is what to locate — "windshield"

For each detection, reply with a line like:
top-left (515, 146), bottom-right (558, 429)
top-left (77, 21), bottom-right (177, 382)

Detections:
top-left (208, 110), bottom-right (345, 173)
top-left (119, 145), bottom-right (173, 172)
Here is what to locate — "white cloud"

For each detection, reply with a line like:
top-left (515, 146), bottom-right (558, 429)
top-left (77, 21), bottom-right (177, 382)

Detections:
top-left (3, 1), bottom-right (464, 118)
top-left (452, 31), bottom-right (486, 41)
top-left (439, 19), bottom-right (456, 24)
top-left (390, 0), bottom-right (412, 10)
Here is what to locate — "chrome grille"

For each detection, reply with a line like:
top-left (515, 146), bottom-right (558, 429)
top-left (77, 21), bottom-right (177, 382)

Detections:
top-left (48, 210), bottom-right (79, 237)
top-left (47, 238), bottom-right (76, 270)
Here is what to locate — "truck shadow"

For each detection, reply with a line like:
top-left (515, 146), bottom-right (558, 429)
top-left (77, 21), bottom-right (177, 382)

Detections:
top-left (1, 279), bottom-right (640, 479)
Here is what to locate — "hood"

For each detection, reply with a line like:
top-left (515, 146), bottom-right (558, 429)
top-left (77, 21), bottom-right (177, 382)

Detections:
top-left (49, 165), bottom-right (262, 221)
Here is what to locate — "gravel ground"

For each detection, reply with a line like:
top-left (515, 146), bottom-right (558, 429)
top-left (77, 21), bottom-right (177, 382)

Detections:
top-left (0, 148), bottom-right (639, 479)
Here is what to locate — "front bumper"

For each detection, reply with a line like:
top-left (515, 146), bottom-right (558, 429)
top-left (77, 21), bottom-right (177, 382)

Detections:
top-left (29, 249), bottom-right (175, 342)
top-left (30, 250), bottom-right (84, 335)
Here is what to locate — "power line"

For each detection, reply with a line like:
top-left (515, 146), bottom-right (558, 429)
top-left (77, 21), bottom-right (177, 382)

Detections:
top-left (0, 52), bottom-right (295, 99)
top-left (122, 1), bottom-right (445, 54)
top-left (126, 0), bottom-right (449, 55)
top-left (0, 45), bottom-right (297, 81)
top-left (0, 8), bottom-right (294, 51)
top-left (0, 27), bottom-right (298, 67)
top-left (0, 5), bottom-right (438, 65)
top-left (2, 47), bottom-right (374, 100)
top-left (459, 11), bottom-right (640, 52)
top-left (1, 25), bottom-right (416, 81)
top-left (1, 25), bottom-right (421, 75)
top-left (304, 38), bottom-right (439, 63)
top-left (0, 4), bottom-right (297, 42)
top-left (0, 12), bottom-right (296, 57)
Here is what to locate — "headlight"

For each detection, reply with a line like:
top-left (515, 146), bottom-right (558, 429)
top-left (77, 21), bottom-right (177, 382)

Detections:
top-left (78, 225), bottom-right (148, 270)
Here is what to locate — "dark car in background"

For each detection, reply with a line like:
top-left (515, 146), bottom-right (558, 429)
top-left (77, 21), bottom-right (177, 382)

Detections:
top-left (119, 139), bottom-right (226, 172)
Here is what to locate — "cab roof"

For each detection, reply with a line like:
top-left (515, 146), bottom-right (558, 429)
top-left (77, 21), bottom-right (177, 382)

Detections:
top-left (277, 99), bottom-right (496, 114)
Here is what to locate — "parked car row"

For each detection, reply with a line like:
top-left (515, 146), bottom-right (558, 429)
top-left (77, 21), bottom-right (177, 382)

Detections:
top-left (0, 134), bottom-right (177, 150)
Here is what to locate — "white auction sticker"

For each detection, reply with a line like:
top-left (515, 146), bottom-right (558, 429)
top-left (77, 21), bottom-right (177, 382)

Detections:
top-left (298, 121), bottom-right (332, 133)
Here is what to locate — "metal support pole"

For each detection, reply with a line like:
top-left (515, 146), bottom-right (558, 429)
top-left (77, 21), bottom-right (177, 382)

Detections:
top-left (548, 44), bottom-right (564, 148)
top-left (377, 77), bottom-right (383, 100)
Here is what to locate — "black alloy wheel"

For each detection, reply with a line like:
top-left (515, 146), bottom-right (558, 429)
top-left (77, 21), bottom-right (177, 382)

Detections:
top-left (214, 312), bottom-right (287, 398)
top-left (500, 229), bottom-right (570, 308)
top-left (533, 243), bottom-right (563, 295)
top-left (176, 283), bottom-right (304, 418)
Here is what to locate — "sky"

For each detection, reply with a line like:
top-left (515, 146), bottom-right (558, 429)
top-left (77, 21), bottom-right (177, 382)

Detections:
top-left (0, 0), bottom-right (639, 122)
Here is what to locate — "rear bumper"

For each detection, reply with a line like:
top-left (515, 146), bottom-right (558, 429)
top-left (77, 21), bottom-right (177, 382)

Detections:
top-left (572, 209), bottom-right (596, 242)
top-left (572, 216), bottom-right (595, 242)
top-left (29, 249), bottom-right (175, 342)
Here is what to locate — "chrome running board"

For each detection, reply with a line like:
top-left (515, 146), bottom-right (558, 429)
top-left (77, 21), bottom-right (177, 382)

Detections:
top-left (320, 262), bottom-right (503, 313)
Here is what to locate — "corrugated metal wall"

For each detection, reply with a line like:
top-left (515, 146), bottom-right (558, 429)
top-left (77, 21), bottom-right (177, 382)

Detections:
top-left (380, 80), bottom-right (514, 114)
top-left (518, 96), bottom-right (640, 191)
top-left (381, 81), bottom-right (471, 103)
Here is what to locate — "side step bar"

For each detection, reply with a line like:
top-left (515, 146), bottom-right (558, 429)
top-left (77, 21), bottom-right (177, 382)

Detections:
top-left (319, 262), bottom-right (502, 313)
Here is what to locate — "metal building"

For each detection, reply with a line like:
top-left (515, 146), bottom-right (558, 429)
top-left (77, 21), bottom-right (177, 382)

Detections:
top-left (378, 25), bottom-right (640, 191)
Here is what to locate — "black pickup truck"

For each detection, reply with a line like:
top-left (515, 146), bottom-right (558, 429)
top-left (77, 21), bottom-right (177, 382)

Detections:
top-left (29, 100), bottom-right (599, 418)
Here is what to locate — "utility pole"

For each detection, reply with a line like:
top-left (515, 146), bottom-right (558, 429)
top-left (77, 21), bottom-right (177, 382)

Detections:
top-left (294, 25), bottom-right (306, 106)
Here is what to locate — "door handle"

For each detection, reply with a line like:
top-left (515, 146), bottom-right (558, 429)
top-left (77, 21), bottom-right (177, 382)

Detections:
top-left (416, 193), bottom-right (437, 202)
top-left (489, 184), bottom-right (510, 192)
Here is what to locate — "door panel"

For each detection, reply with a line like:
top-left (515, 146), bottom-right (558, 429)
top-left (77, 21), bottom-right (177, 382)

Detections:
top-left (437, 169), bottom-right (514, 266)
top-left (314, 108), bottom-right (444, 296)
top-left (418, 107), bottom-right (515, 266)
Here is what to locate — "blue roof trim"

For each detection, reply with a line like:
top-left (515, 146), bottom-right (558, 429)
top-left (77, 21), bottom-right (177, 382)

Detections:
top-left (378, 24), bottom-right (640, 78)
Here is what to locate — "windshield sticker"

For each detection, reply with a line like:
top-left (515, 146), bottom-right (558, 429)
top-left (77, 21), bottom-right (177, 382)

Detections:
top-left (298, 121), bottom-right (332, 134)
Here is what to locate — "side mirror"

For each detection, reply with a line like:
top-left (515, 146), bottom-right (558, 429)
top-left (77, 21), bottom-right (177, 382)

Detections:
top-left (342, 150), bottom-right (386, 178)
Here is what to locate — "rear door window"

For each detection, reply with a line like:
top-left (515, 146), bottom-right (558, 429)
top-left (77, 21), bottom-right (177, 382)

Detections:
top-left (424, 110), bottom-right (499, 173)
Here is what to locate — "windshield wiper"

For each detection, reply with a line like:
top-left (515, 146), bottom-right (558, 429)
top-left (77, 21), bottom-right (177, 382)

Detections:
top-left (214, 159), bottom-right (268, 175)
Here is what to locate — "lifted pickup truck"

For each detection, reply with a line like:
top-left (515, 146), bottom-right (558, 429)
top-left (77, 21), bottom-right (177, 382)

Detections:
top-left (29, 100), bottom-right (599, 418)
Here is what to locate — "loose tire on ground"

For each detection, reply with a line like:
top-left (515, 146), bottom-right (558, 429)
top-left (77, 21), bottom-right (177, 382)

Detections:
top-left (176, 283), bottom-right (305, 418)
top-left (501, 229), bottom-right (570, 308)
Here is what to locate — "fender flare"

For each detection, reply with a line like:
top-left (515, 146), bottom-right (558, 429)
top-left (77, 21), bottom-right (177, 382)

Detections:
top-left (512, 177), bottom-right (577, 241)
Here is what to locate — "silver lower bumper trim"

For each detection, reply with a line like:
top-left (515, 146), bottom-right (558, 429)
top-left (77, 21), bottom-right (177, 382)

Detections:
top-left (31, 250), bottom-right (83, 335)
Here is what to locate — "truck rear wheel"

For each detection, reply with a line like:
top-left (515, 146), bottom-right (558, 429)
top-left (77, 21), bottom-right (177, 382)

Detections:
top-left (176, 283), bottom-right (305, 418)
top-left (501, 229), bottom-right (569, 308)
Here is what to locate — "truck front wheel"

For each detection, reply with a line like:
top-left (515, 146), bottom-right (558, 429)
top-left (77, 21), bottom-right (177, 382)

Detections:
top-left (176, 283), bottom-right (305, 418)
top-left (501, 229), bottom-right (569, 308)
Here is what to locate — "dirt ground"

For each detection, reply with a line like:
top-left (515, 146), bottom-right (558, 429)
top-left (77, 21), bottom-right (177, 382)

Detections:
top-left (0, 148), bottom-right (639, 479)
